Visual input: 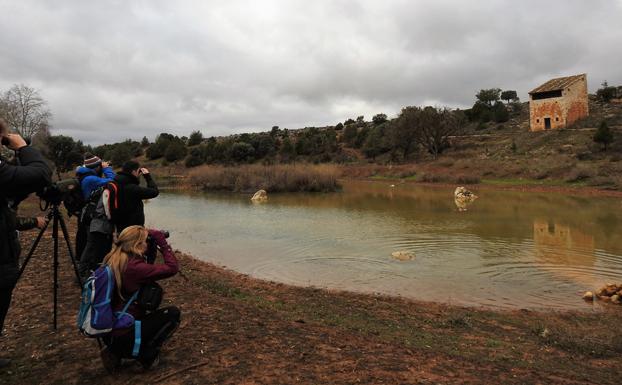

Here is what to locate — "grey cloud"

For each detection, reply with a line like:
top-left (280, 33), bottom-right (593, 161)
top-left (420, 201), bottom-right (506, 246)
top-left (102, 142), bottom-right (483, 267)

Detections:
top-left (0, 0), bottom-right (620, 144)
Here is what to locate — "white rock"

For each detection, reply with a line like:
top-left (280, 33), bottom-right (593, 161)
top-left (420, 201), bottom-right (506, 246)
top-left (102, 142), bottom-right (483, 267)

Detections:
top-left (391, 251), bottom-right (415, 261)
top-left (251, 189), bottom-right (268, 202)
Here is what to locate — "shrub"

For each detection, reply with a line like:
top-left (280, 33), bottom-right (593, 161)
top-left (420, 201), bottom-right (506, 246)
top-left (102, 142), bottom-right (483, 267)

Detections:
top-left (188, 164), bottom-right (341, 193)
top-left (593, 121), bottom-right (614, 150)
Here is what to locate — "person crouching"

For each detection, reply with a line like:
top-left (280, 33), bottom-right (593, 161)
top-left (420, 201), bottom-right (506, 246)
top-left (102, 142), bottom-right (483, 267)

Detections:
top-left (99, 226), bottom-right (180, 372)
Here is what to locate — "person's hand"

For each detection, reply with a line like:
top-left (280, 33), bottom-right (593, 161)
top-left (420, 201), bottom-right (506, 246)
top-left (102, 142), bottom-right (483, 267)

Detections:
top-left (101, 161), bottom-right (110, 168)
top-left (140, 167), bottom-right (150, 175)
top-left (35, 217), bottom-right (48, 229)
top-left (3, 133), bottom-right (27, 150)
top-left (147, 229), bottom-right (167, 246)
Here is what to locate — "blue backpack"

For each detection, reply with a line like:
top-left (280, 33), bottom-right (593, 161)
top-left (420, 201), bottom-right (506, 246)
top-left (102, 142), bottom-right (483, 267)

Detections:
top-left (77, 266), bottom-right (138, 337)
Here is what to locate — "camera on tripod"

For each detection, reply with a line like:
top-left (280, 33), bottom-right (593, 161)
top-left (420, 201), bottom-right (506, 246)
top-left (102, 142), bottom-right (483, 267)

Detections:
top-left (38, 178), bottom-right (81, 206)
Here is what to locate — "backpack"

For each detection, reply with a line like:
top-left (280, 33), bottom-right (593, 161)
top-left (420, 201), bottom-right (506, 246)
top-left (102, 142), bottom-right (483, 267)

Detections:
top-left (62, 177), bottom-right (86, 217)
top-left (102, 180), bottom-right (123, 224)
top-left (80, 186), bottom-right (105, 224)
top-left (77, 265), bottom-right (138, 337)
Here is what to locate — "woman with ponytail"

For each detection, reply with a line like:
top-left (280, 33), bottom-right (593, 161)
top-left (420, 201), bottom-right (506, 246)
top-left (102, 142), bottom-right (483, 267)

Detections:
top-left (99, 225), bottom-right (180, 373)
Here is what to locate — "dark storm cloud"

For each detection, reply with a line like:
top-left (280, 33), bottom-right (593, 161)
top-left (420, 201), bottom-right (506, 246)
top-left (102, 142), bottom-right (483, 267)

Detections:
top-left (0, 0), bottom-right (620, 144)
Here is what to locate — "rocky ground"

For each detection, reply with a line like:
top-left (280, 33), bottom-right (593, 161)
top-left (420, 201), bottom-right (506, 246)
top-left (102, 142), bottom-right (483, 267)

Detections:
top-left (1, 201), bottom-right (621, 385)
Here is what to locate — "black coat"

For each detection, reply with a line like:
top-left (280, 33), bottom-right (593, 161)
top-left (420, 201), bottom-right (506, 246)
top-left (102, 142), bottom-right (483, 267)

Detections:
top-left (0, 147), bottom-right (51, 287)
top-left (113, 171), bottom-right (159, 233)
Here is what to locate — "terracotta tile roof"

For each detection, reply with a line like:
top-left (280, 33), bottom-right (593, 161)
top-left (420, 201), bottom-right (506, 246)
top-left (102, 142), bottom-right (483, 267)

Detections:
top-left (529, 74), bottom-right (586, 94)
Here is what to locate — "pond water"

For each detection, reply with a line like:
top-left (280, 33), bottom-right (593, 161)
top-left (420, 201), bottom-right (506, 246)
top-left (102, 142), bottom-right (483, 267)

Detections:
top-left (144, 180), bottom-right (622, 310)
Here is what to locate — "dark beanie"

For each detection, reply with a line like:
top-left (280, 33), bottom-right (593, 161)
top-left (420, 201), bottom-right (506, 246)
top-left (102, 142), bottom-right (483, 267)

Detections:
top-left (83, 153), bottom-right (102, 169)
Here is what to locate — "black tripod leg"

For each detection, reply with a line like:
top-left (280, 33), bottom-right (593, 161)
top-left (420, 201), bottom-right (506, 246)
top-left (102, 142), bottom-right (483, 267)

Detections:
top-left (57, 211), bottom-right (83, 287)
top-left (53, 210), bottom-right (59, 330)
top-left (17, 210), bottom-right (52, 281)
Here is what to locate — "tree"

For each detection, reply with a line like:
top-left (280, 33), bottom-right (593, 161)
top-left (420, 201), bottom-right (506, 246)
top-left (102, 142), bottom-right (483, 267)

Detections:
top-left (391, 106), bottom-right (421, 159)
top-left (343, 125), bottom-right (358, 146)
top-left (0, 84), bottom-right (52, 139)
top-left (188, 130), bottom-right (203, 146)
top-left (110, 145), bottom-right (133, 166)
top-left (394, 106), bottom-right (464, 159)
top-left (500, 90), bottom-right (518, 103)
top-left (362, 127), bottom-right (387, 160)
top-left (596, 81), bottom-right (617, 102)
top-left (230, 142), bottom-right (255, 163)
top-left (46, 135), bottom-right (82, 178)
top-left (372, 113), bottom-right (388, 125)
top-left (164, 140), bottom-right (188, 162)
top-left (185, 147), bottom-right (204, 167)
top-left (593, 121), bottom-right (613, 150)
top-left (475, 88), bottom-right (501, 107)
top-left (493, 102), bottom-right (509, 123)
top-left (279, 136), bottom-right (296, 162)
top-left (141, 136), bottom-right (150, 147)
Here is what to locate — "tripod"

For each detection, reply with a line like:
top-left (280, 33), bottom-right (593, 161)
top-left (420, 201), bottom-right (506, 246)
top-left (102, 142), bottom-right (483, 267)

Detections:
top-left (16, 201), bottom-right (82, 330)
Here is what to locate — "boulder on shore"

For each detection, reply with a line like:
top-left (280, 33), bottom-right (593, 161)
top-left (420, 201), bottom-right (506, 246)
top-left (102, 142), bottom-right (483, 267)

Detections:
top-left (251, 189), bottom-right (268, 202)
top-left (587, 283), bottom-right (622, 305)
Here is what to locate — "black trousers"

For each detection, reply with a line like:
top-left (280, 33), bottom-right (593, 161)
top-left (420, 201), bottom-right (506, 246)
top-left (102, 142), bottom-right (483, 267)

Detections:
top-left (104, 306), bottom-right (180, 363)
top-left (75, 215), bottom-right (91, 262)
top-left (0, 286), bottom-right (15, 336)
top-left (78, 232), bottom-right (112, 280)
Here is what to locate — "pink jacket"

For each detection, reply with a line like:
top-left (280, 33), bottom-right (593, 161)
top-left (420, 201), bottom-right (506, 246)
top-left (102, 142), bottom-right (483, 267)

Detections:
top-left (112, 230), bottom-right (178, 323)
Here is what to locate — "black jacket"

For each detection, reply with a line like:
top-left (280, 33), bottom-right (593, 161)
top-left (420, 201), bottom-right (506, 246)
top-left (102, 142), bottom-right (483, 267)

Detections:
top-left (0, 146), bottom-right (51, 288)
top-left (113, 171), bottom-right (159, 233)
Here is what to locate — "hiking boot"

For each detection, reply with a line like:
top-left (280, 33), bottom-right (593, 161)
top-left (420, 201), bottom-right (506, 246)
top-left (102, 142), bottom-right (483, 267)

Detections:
top-left (0, 358), bottom-right (11, 368)
top-left (140, 353), bottom-right (160, 371)
top-left (100, 346), bottom-right (121, 374)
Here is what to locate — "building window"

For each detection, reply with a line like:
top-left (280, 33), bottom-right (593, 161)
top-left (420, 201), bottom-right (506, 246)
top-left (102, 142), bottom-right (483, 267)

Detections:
top-left (556, 117), bottom-right (559, 121)
top-left (536, 119), bottom-right (540, 123)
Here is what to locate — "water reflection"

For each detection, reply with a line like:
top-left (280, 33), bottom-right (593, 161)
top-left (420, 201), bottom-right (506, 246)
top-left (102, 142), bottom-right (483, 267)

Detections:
top-left (144, 180), bottom-right (622, 310)
top-left (533, 220), bottom-right (597, 287)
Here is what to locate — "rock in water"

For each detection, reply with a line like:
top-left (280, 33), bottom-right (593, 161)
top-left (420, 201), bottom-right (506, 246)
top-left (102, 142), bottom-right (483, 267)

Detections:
top-left (454, 186), bottom-right (478, 212)
top-left (391, 251), bottom-right (415, 261)
top-left (251, 189), bottom-right (268, 202)
top-left (582, 291), bottom-right (594, 301)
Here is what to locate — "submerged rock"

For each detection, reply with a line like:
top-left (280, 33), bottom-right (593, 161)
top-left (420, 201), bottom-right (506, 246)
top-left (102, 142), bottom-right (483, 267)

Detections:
top-left (251, 189), bottom-right (268, 202)
top-left (391, 251), bottom-right (415, 261)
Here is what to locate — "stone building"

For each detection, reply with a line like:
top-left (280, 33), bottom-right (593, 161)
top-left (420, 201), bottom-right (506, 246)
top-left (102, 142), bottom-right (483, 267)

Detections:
top-left (528, 74), bottom-right (589, 131)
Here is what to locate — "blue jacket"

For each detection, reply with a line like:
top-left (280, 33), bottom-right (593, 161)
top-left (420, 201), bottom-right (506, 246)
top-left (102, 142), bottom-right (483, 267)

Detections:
top-left (76, 166), bottom-right (116, 200)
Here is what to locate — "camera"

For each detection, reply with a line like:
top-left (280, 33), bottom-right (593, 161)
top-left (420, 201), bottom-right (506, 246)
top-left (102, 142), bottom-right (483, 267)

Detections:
top-left (146, 230), bottom-right (170, 264)
top-left (38, 178), bottom-right (81, 206)
top-left (147, 230), bottom-right (170, 242)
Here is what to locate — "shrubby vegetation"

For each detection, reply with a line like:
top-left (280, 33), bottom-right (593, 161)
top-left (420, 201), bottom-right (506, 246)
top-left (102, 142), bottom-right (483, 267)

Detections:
top-left (188, 164), bottom-right (340, 192)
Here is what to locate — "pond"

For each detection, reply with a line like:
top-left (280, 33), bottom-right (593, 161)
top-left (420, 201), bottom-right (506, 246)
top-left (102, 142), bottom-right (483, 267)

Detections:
top-left (144, 180), bottom-right (622, 310)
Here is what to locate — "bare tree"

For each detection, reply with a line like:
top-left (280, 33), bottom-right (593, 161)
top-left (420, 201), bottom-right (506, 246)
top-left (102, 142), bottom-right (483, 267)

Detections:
top-left (0, 84), bottom-right (52, 139)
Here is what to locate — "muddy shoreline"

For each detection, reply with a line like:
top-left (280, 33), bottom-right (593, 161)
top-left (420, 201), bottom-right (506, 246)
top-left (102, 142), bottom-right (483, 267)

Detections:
top-left (1, 204), bottom-right (621, 384)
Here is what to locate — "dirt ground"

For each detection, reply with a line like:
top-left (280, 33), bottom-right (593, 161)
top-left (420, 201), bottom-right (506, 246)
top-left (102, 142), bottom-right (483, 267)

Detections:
top-left (1, 202), bottom-right (621, 385)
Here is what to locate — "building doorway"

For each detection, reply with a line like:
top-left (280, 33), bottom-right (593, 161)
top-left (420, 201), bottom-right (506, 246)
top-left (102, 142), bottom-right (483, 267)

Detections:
top-left (544, 117), bottom-right (551, 130)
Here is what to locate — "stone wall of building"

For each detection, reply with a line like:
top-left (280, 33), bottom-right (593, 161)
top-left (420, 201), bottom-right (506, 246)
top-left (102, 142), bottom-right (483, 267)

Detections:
top-left (529, 75), bottom-right (589, 131)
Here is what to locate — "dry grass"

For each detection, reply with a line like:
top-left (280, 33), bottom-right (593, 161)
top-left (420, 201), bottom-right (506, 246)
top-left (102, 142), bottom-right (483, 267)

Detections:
top-left (187, 163), bottom-right (341, 192)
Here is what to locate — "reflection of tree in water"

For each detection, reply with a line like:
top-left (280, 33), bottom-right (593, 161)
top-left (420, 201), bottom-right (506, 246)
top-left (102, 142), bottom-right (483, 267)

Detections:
top-left (533, 219), bottom-right (596, 286)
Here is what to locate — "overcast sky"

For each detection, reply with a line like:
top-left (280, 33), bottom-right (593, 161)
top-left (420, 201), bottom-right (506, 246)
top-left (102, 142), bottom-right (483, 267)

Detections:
top-left (1, 0), bottom-right (621, 145)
